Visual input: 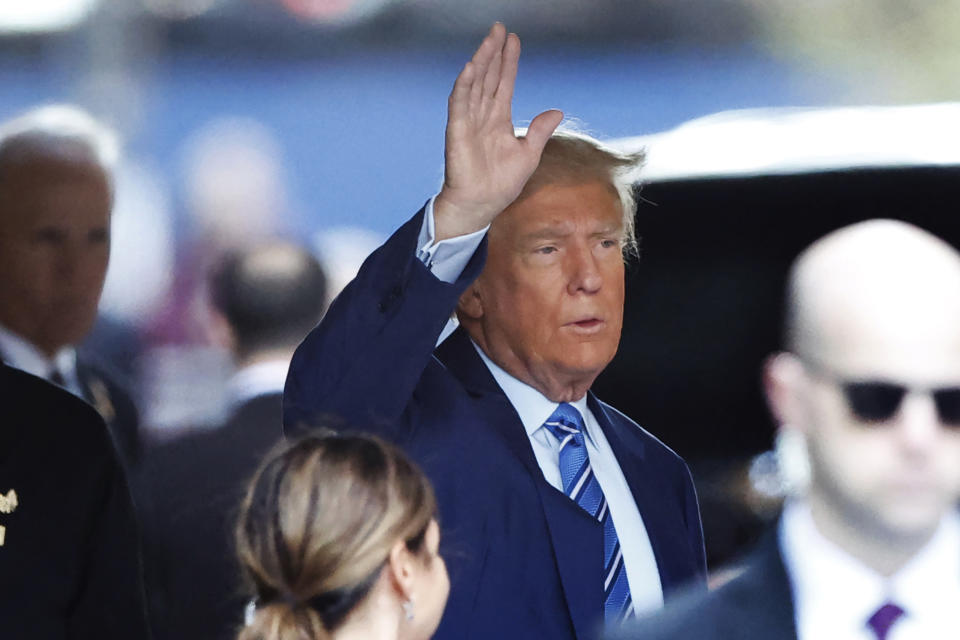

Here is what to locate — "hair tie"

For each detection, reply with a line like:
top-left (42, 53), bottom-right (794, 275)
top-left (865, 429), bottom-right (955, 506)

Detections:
top-left (258, 588), bottom-right (303, 610)
top-left (279, 591), bottom-right (301, 608)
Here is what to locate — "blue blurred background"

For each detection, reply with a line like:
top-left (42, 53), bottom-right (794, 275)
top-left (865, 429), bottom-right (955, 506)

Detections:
top-left (2, 0), bottom-right (956, 431)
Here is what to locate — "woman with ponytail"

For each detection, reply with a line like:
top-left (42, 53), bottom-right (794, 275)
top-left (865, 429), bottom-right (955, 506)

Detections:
top-left (235, 432), bottom-right (449, 640)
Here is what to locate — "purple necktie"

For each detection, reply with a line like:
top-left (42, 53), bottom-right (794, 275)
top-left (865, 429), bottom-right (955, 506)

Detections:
top-left (866, 602), bottom-right (905, 640)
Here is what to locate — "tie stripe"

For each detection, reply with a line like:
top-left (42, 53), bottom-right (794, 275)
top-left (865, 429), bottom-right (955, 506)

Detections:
top-left (568, 462), bottom-right (593, 501)
top-left (604, 545), bottom-right (623, 591)
top-left (543, 403), bottom-right (633, 625)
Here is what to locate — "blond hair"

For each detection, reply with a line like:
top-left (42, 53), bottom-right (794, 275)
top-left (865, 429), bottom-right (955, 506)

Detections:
top-left (235, 432), bottom-right (437, 640)
top-left (517, 127), bottom-right (645, 258)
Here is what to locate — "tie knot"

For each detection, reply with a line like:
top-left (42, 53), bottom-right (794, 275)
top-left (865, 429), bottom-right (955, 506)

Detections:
top-left (867, 602), bottom-right (905, 640)
top-left (543, 403), bottom-right (585, 447)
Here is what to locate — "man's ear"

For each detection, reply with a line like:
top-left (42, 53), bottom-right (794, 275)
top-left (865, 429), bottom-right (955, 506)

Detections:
top-left (763, 352), bottom-right (806, 432)
top-left (456, 282), bottom-right (484, 321)
top-left (386, 539), bottom-right (416, 601)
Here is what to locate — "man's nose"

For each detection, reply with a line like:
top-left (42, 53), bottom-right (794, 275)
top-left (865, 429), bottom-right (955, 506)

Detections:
top-left (896, 392), bottom-right (941, 453)
top-left (56, 240), bottom-right (82, 277)
top-left (567, 245), bottom-right (603, 294)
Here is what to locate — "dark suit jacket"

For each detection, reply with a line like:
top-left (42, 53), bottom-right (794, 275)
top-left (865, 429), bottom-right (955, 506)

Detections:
top-left (284, 208), bottom-right (707, 639)
top-left (0, 362), bottom-right (150, 639)
top-left (610, 530), bottom-right (797, 640)
top-left (137, 392), bottom-right (284, 640)
top-left (0, 345), bottom-right (142, 470)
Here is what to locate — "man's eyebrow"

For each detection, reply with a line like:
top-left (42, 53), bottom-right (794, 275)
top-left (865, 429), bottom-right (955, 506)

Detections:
top-left (519, 223), bottom-right (622, 243)
top-left (591, 223), bottom-right (623, 236)
top-left (520, 226), bottom-right (572, 242)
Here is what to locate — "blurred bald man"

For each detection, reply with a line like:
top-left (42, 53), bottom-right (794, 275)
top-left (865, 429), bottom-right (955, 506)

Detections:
top-left (138, 241), bottom-right (327, 640)
top-left (613, 220), bottom-right (960, 640)
top-left (0, 105), bottom-right (141, 467)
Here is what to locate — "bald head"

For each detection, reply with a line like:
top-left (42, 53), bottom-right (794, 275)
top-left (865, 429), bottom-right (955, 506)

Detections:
top-left (786, 219), bottom-right (960, 378)
top-left (210, 242), bottom-right (328, 360)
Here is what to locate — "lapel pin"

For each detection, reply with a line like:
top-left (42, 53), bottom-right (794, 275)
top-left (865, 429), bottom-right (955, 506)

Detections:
top-left (0, 489), bottom-right (16, 514)
top-left (88, 378), bottom-right (116, 423)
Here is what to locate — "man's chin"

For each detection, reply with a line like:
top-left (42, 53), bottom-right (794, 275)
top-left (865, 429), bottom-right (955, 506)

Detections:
top-left (874, 501), bottom-right (950, 544)
top-left (550, 356), bottom-right (615, 388)
top-left (557, 347), bottom-right (617, 376)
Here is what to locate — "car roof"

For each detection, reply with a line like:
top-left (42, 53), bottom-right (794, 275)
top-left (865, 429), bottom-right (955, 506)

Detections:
top-left (613, 102), bottom-right (960, 183)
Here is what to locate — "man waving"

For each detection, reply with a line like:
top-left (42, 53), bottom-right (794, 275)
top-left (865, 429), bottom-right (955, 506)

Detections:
top-left (285, 24), bottom-right (706, 639)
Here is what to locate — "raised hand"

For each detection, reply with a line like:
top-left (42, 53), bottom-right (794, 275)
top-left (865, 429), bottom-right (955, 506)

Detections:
top-left (433, 23), bottom-right (564, 241)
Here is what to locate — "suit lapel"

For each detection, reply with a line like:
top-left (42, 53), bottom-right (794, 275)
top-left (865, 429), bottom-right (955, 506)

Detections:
top-left (589, 396), bottom-right (695, 597)
top-left (436, 329), bottom-right (604, 638)
top-left (435, 329), bottom-right (540, 474)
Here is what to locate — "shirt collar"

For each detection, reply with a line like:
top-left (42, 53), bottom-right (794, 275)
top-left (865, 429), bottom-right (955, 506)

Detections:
top-left (470, 340), bottom-right (591, 439)
top-left (780, 499), bottom-right (885, 633)
top-left (0, 324), bottom-right (77, 382)
top-left (780, 499), bottom-right (960, 634)
top-left (226, 358), bottom-right (290, 408)
top-left (889, 509), bottom-right (960, 620)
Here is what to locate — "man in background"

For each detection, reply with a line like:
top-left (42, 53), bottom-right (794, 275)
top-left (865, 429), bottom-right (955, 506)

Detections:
top-left (138, 241), bottom-right (327, 640)
top-left (616, 219), bottom-right (960, 639)
top-left (0, 105), bottom-right (141, 468)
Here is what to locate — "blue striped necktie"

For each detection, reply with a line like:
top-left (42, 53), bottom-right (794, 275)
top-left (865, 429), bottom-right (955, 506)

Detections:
top-left (543, 402), bottom-right (633, 624)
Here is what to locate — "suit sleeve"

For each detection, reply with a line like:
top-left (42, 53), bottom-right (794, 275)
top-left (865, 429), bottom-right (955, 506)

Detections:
top-left (680, 463), bottom-right (708, 582)
top-left (283, 206), bottom-right (486, 438)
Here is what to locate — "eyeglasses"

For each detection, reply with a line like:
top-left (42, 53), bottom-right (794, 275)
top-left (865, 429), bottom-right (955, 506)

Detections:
top-left (799, 358), bottom-right (960, 426)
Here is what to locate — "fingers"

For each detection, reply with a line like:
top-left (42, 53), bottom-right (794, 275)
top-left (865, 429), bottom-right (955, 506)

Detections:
top-left (469, 23), bottom-right (506, 111)
top-left (481, 41), bottom-right (503, 106)
top-left (448, 60), bottom-right (475, 124)
top-left (495, 32), bottom-right (520, 106)
top-left (524, 109), bottom-right (564, 154)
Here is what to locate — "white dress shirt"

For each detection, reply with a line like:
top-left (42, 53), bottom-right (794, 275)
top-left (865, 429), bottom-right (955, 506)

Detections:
top-left (0, 324), bottom-right (84, 398)
top-left (416, 197), bottom-right (665, 615)
top-left (779, 500), bottom-right (960, 640)
top-left (225, 358), bottom-right (290, 410)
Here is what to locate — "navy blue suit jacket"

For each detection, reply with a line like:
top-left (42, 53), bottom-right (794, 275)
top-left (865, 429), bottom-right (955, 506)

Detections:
top-left (284, 208), bottom-right (706, 639)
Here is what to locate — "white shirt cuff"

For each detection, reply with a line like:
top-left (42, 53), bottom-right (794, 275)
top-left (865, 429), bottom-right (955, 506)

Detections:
top-left (415, 195), bottom-right (488, 283)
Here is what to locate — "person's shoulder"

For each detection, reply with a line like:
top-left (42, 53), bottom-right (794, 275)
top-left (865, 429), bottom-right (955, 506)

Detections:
top-left (2, 364), bottom-right (115, 460)
top-left (616, 586), bottom-right (732, 640)
top-left (3, 364), bottom-right (104, 427)
top-left (612, 562), bottom-right (771, 640)
top-left (140, 393), bottom-right (283, 493)
top-left (616, 533), bottom-right (796, 640)
top-left (595, 398), bottom-right (687, 465)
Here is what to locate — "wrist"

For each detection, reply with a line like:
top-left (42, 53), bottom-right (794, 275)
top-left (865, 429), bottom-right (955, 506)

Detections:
top-left (433, 190), bottom-right (501, 242)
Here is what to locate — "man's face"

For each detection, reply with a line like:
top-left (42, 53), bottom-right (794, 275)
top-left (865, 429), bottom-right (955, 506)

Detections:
top-left (0, 158), bottom-right (111, 356)
top-left (461, 180), bottom-right (626, 401)
top-left (796, 327), bottom-right (960, 544)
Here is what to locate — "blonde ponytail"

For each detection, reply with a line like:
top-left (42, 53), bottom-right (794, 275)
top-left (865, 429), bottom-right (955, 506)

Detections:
top-left (239, 601), bottom-right (330, 640)
top-left (235, 431), bottom-right (437, 640)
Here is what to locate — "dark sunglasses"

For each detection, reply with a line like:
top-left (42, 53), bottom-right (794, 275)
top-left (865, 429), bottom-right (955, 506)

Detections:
top-left (799, 358), bottom-right (960, 426)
